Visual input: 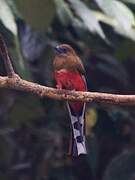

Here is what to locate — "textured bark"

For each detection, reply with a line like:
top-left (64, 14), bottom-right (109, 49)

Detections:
top-left (0, 34), bottom-right (135, 106)
top-left (0, 75), bottom-right (135, 106)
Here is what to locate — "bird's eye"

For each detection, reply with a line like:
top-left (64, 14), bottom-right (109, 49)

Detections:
top-left (62, 48), bottom-right (67, 53)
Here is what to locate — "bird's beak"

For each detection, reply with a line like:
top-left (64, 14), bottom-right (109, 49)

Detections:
top-left (54, 46), bottom-right (62, 54)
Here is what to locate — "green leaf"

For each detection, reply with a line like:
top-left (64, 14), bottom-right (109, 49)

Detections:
top-left (122, 0), bottom-right (135, 4)
top-left (95, 0), bottom-right (135, 28)
top-left (95, 0), bottom-right (135, 41)
top-left (54, 0), bottom-right (74, 25)
top-left (67, 0), bottom-right (108, 42)
top-left (14, 0), bottom-right (56, 30)
top-left (94, 10), bottom-right (135, 41)
top-left (0, 0), bottom-right (17, 35)
top-left (93, 11), bottom-right (117, 27)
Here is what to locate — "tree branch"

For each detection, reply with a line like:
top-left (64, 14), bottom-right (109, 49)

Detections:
top-left (0, 75), bottom-right (135, 106)
top-left (0, 34), bottom-right (135, 106)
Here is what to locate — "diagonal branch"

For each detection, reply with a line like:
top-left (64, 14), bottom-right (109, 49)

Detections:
top-left (0, 34), bottom-right (15, 77)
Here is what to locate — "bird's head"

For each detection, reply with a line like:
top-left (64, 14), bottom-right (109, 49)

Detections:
top-left (54, 44), bottom-right (76, 57)
top-left (53, 44), bottom-right (85, 73)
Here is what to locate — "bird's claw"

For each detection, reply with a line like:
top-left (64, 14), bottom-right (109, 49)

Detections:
top-left (56, 84), bottom-right (62, 90)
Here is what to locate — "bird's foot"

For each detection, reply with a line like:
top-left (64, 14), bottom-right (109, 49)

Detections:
top-left (56, 84), bottom-right (62, 90)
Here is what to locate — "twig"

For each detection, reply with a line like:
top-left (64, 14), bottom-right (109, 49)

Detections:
top-left (0, 34), bottom-right (135, 106)
top-left (0, 76), bottom-right (135, 106)
top-left (0, 34), bottom-right (15, 77)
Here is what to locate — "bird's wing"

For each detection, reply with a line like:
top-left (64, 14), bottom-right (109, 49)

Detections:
top-left (75, 57), bottom-right (86, 75)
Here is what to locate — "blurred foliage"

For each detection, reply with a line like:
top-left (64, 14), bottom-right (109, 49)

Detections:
top-left (0, 0), bottom-right (135, 180)
top-left (15, 0), bottom-right (56, 30)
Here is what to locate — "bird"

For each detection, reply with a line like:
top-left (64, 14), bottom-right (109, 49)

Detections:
top-left (53, 44), bottom-right (87, 157)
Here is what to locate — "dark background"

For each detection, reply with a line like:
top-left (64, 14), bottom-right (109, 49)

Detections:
top-left (0, 0), bottom-right (135, 179)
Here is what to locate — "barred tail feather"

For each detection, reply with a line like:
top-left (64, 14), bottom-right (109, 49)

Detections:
top-left (67, 102), bottom-right (87, 157)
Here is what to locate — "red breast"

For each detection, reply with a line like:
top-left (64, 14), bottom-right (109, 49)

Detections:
top-left (54, 69), bottom-right (86, 91)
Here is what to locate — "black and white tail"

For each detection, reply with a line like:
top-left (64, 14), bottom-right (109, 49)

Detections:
top-left (67, 102), bottom-right (87, 157)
